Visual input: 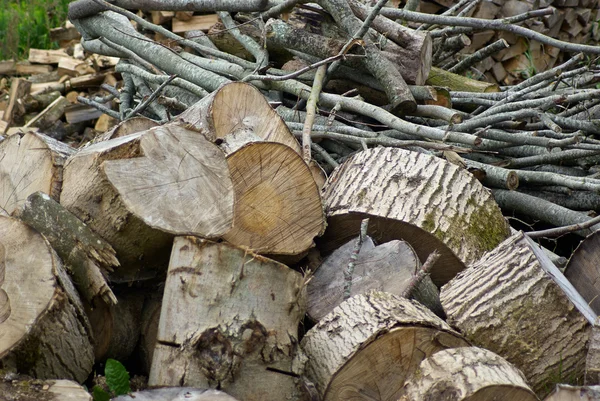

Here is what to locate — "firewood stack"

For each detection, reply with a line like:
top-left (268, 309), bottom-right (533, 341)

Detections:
top-left (2, 0), bottom-right (600, 400)
top-left (417, 0), bottom-right (600, 85)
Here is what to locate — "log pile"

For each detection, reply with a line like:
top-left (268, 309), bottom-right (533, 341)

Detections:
top-left (2, 0), bottom-right (600, 400)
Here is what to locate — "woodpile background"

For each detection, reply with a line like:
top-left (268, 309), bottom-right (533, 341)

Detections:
top-left (1, 0), bottom-right (600, 400)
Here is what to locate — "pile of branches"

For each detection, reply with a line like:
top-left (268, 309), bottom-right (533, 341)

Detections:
top-left (68, 0), bottom-right (600, 238)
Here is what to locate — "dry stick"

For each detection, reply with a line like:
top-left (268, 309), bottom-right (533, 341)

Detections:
top-left (527, 214), bottom-right (600, 239)
top-left (401, 250), bottom-right (441, 299)
top-left (417, 0), bottom-right (473, 31)
top-left (98, 37), bottom-right (158, 73)
top-left (312, 142), bottom-right (339, 169)
top-left (344, 218), bottom-right (369, 300)
top-left (115, 63), bottom-right (209, 97)
top-left (429, 7), bottom-right (556, 38)
top-left (504, 149), bottom-right (600, 169)
top-left (126, 74), bottom-right (178, 119)
top-left (261, 0), bottom-right (303, 18)
top-left (493, 189), bottom-right (600, 237)
top-left (218, 11), bottom-right (268, 70)
top-left (76, 96), bottom-right (120, 119)
top-left (381, 8), bottom-right (600, 55)
top-left (302, 65), bottom-right (328, 163)
top-left (448, 39), bottom-right (508, 74)
top-left (242, 53), bottom-right (362, 82)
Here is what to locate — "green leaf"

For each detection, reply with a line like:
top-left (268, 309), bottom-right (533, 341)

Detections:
top-left (105, 358), bottom-right (131, 396)
top-left (92, 386), bottom-right (111, 401)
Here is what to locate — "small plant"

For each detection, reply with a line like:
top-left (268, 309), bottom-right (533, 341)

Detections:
top-left (0, 0), bottom-right (71, 61)
top-left (92, 359), bottom-right (131, 401)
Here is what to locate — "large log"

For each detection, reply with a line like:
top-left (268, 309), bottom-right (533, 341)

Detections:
top-left (400, 347), bottom-right (538, 401)
top-left (175, 82), bottom-right (301, 154)
top-left (60, 125), bottom-right (234, 282)
top-left (564, 230), bottom-right (600, 314)
top-left (149, 237), bottom-right (307, 401)
top-left (223, 142), bottom-right (325, 258)
top-left (319, 147), bottom-right (510, 286)
top-left (0, 132), bottom-right (74, 214)
top-left (0, 215), bottom-right (94, 382)
top-left (300, 291), bottom-right (469, 401)
top-left (441, 231), bottom-right (596, 397)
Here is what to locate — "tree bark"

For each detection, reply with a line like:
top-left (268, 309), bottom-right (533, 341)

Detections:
top-left (149, 237), bottom-right (307, 401)
top-left (300, 291), bottom-right (469, 401)
top-left (320, 147), bottom-right (510, 286)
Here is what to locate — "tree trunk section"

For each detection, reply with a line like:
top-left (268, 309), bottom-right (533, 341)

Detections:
top-left (0, 215), bottom-right (94, 382)
top-left (564, 231), bottom-right (600, 315)
top-left (0, 132), bottom-right (74, 214)
top-left (174, 82), bottom-right (301, 154)
top-left (223, 142), bottom-right (325, 258)
top-left (0, 377), bottom-right (91, 401)
top-left (307, 235), bottom-right (444, 321)
top-left (149, 237), bottom-right (307, 401)
top-left (400, 347), bottom-right (537, 401)
top-left (300, 290), bottom-right (469, 401)
top-left (60, 125), bottom-right (234, 282)
top-left (441, 231), bottom-right (595, 397)
top-left (320, 147), bottom-right (510, 286)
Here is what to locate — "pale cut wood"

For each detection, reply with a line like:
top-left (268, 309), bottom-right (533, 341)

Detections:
top-left (564, 230), bottom-right (600, 314)
top-left (321, 147), bottom-right (510, 286)
top-left (400, 347), bottom-right (537, 401)
top-left (0, 132), bottom-right (75, 214)
top-left (301, 291), bottom-right (469, 401)
top-left (441, 231), bottom-right (594, 397)
top-left (15, 62), bottom-right (53, 75)
top-left (0, 378), bottom-right (91, 401)
top-left (23, 96), bottom-right (70, 130)
top-left (2, 78), bottom-right (31, 129)
top-left (307, 236), bottom-right (444, 321)
top-left (28, 48), bottom-right (70, 64)
top-left (94, 113), bottom-right (118, 133)
top-left (13, 191), bottom-right (118, 306)
top-left (0, 215), bottom-right (94, 382)
top-left (93, 115), bottom-right (159, 143)
top-left (60, 125), bottom-right (234, 282)
top-left (223, 142), bottom-right (325, 257)
top-left (175, 82), bottom-right (301, 154)
top-left (585, 324), bottom-right (600, 385)
top-left (150, 237), bottom-right (306, 401)
top-left (114, 388), bottom-right (239, 401)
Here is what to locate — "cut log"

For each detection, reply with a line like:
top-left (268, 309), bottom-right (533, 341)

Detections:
top-left (149, 237), bottom-right (307, 401)
top-left (1, 78), bottom-right (31, 131)
top-left (85, 291), bottom-right (145, 362)
top-left (113, 388), bottom-right (239, 401)
top-left (93, 115), bottom-right (159, 143)
top-left (60, 125), bottom-right (234, 282)
top-left (0, 132), bottom-right (75, 214)
top-left (544, 384), bottom-right (600, 400)
top-left (300, 291), bottom-right (469, 401)
top-left (175, 82), bottom-right (301, 154)
top-left (0, 377), bottom-right (91, 401)
top-left (222, 142), bottom-right (325, 257)
top-left (320, 147), bottom-right (510, 286)
top-left (564, 231), bottom-right (600, 314)
top-left (0, 215), bottom-right (94, 382)
top-left (441, 231), bottom-right (595, 397)
top-left (13, 191), bottom-right (118, 306)
top-left (307, 235), bottom-right (444, 321)
top-left (585, 323), bottom-right (600, 385)
top-left (400, 347), bottom-right (537, 401)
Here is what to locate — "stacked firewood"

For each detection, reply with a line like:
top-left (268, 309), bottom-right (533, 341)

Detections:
top-left (2, 0), bottom-right (600, 400)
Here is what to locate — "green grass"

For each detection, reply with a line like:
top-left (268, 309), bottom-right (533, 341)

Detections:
top-left (0, 0), bottom-right (71, 61)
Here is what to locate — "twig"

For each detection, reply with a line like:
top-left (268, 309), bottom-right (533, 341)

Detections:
top-left (218, 11), bottom-right (268, 70)
top-left (115, 63), bottom-right (209, 97)
top-left (312, 142), bottom-right (339, 169)
top-left (402, 250), bottom-right (441, 299)
top-left (76, 96), bottom-right (120, 120)
top-left (448, 39), bottom-right (508, 74)
top-left (383, 8), bottom-right (600, 54)
top-left (302, 64), bottom-right (328, 163)
top-left (527, 214), bottom-right (600, 239)
top-left (344, 218), bottom-right (369, 300)
top-left (127, 75), bottom-right (178, 119)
